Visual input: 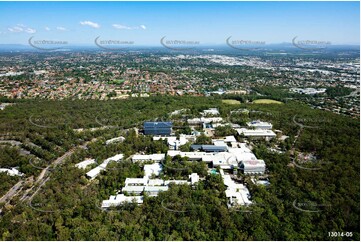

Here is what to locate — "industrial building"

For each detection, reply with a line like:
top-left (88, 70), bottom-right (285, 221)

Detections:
top-left (143, 121), bottom-right (172, 136)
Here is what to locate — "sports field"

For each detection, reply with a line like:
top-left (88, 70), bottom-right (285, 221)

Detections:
top-left (252, 99), bottom-right (283, 104)
top-left (222, 99), bottom-right (241, 105)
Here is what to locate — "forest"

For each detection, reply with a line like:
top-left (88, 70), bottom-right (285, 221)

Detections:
top-left (0, 94), bottom-right (359, 240)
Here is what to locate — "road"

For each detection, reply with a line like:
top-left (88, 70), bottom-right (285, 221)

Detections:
top-left (22, 138), bottom-right (98, 203)
top-left (0, 138), bottom-right (99, 209)
top-left (0, 180), bottom-right (23, 204)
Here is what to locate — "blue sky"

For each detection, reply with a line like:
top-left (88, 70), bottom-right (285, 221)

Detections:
top-left (0, 1), bottom-right (359, 45)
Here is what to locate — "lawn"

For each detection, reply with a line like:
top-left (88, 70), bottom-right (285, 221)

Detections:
top-left (222, 99), bottom-right (241, 105)
top-left (252, 99), bottom-right (283, 104)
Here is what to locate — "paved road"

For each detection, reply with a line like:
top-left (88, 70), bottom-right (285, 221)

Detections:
top-left (0, 180), bottom-right (23, 204)
top-left (24, 138), bottom-right (98, 202)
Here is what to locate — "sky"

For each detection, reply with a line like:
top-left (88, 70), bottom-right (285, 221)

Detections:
top-left (0, 1), bottom-right (359, 46)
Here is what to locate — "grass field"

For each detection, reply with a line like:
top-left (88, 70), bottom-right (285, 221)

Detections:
top-left (252, 99), bottom-right (283, 104)
top-left (222, 99), bottom-right (241, 105)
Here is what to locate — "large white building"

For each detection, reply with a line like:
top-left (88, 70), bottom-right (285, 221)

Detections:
top-left (241, 159), bottom-right (266, 175)
top-left (236, 128), bottom-right (276, 141)
top-left (247, 120), bottom-right (273, 130)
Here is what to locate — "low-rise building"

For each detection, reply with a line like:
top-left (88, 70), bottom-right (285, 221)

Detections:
top-left (144, 186), bottom-right (169, 196)
top-left (105, 136), bottom-right (125, 145)
top-left (247, 120), bottom-right (272, 130)
top-left (75, 159), bottom-right (96, 169)
top-left (201, 108), bottom-right (220, 116)
top-left (241, 159), bottom-right (266, 175)
top-left (236, 128), bottom-right (276, 141)
top-left (86, 154), bottom-right (124, 180)
top-left (101, 194), bottom-right (144, 208)
top-left (0, 167), bottom-right (24, 176)
top-left (132, 154), bottom-right (165, 163)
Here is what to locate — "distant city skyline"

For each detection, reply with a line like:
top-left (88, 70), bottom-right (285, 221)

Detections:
top-left (0, 1), bottom-right (359, 46)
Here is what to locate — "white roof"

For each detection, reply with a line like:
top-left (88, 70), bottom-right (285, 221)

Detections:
top-left (144, 163), bottom-right (163, 177)
top-left (213, 140), bottom-right (227, 147)
top-left (104, 154), bottom-right (124, 163)
top-left (122, 186), bottom-right (145, 193)
top-left (105, 136), bottom-right (125, 145)
top-left (224, 136), bottom-right (237, 142)
top-left (125, 178), bottom-right (147, 186)
top-left (242, 159), bottom-right (266, 168)
top-left (132, 153), bottom-right (165, 161)
top-left (147, 179), bottom-right (165, 186)
top-left (211, 152), bottom-right (238, 167)
top-left (189, 173), bottom-right (200, 184)
top-left (0, 168), bottom-right (24, 177)
top-left (75, 159), bottom-right (96, 169)
top-left (247, 120), bottom-right (272, 129)
top-left (101, 194), bottom-right (143, 208)
top-left (188, 117), bottom-right (223, 124)
top-left (86, 166), bottom-right (105, 179)
top-left (236, 128), bottom-right (276, 137)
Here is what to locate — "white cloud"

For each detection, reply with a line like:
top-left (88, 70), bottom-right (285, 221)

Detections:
top-left (25, 28), bottom-right (36, 34)
top-left (112, 24), bottom-right (131, 30)
top-left (112, 24), bottom-right (146, 30)
top-left (45, 27), bottom-right (51, 31)
top-left (56, 26), bottom-right (67, 31)
top-left (8, 24), bottom-right (36, 34)
top-left (80, 21), bottom-right (100, 28)
top-left (8, 26), bottom-right (23, 32)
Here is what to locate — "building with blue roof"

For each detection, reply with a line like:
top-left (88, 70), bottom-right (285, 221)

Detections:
top-left (143, 121), bottom-right (172, 136)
